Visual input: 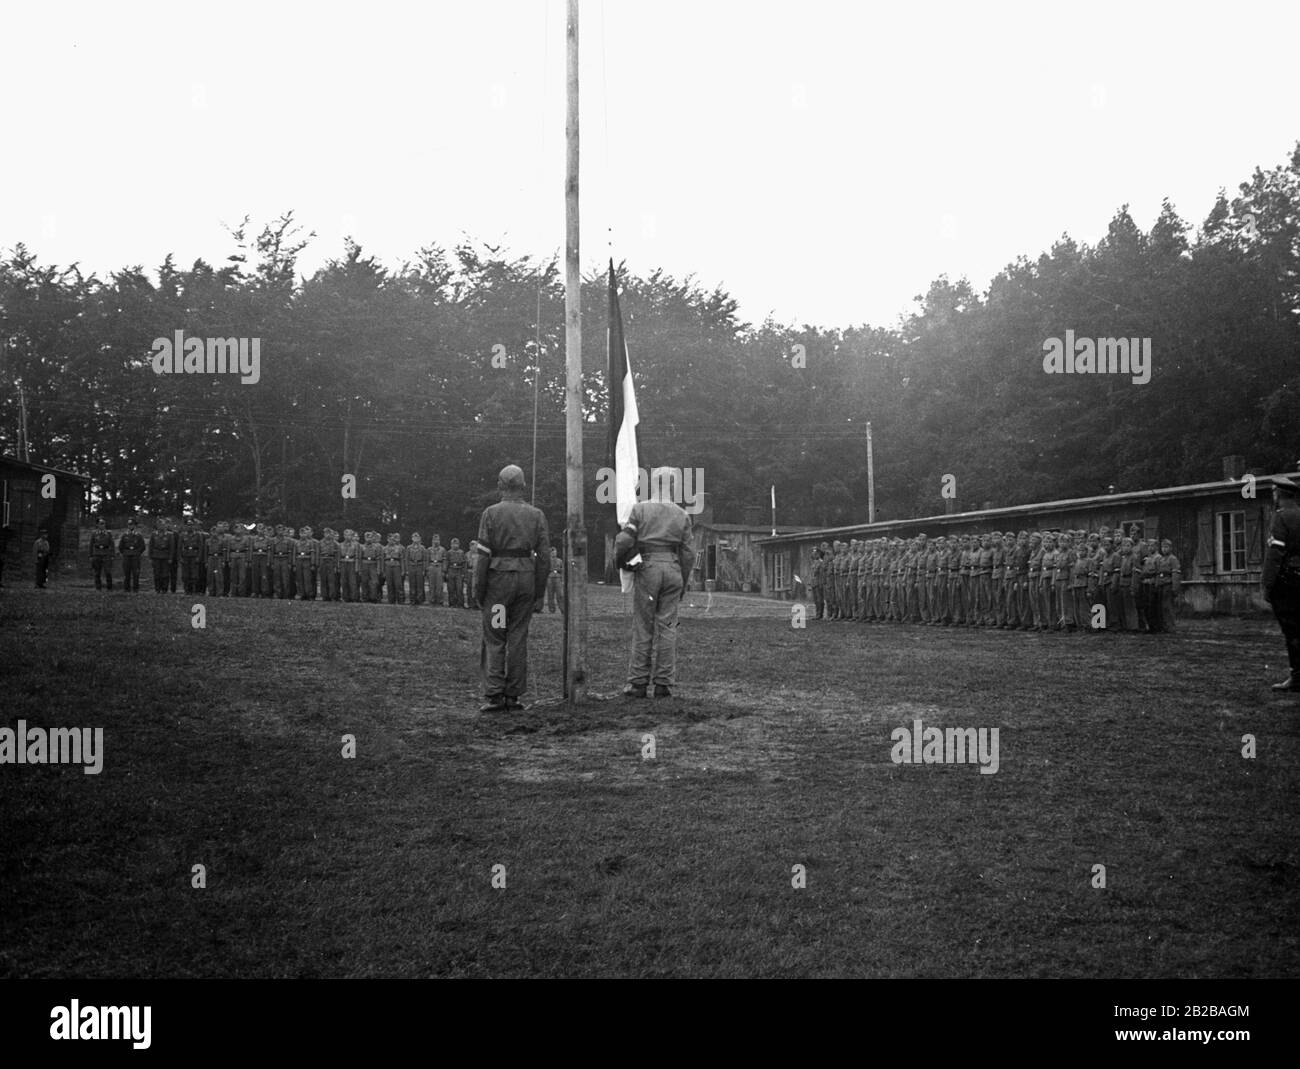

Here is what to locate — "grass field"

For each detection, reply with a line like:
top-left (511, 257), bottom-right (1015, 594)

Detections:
top-left (1, 579), bottom-right (1298, 978)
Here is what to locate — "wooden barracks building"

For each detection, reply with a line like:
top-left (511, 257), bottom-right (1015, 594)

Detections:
top-left (0, 455), bottom-right (90, 581)
top-left (756, 457), bottom-right (1293, 616)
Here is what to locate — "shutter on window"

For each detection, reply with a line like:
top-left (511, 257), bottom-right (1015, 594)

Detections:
top-left (1246, 508), bottom-right (1263, 565)
top-left (1195, 509), bottom-right (1215, 572)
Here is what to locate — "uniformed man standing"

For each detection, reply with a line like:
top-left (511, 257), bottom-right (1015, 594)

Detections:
top-left (474, 464), bottom-right (550, 712)
top-left (34, 529), bottom-right (52, 587)
top-left (445, 538), bottom-right (466, 608)
top-left (165, 518), bottom-right (180, 593)
top-left (406, 532), bottom-right (428, 606)
top-left (1156, 539), bottom-right (1181, 633)
top-left (360, 531), bottom-right (383, 603)
top-left (295, 526), bottom-right (319, 601)
top-left (226, 522), bottom-right (251, 597)
top-left (810, 543), bottom-right (826, 620)
top-left (615, 466), bottom-right (696, 699)
top-left (546, 547), bottom-right (563, 612)
top-left (118, 519), bottom-right (145, 592)
top-left (148, 521), bottom-right (172, 594)
top-left (339, 529), bottom-right (361, 602)
top-left (427, 534), bottom-right (446, 606)
top-left (179, 518), bottom-right (205, 594)
top-left (206, 523), bottom-right (228, 597)
top-left (382, 533), bottom-right (406, 604)
top-left (318, 527), bottom-right (341, 601)
top-left (249, 523), bottom-right (271, 597)
top-left (89, 518), bottom-right (115, 591)
top-left (1263, 477), bottom-right (1300, 690)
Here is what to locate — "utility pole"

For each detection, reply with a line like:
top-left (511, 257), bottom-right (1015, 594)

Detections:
top-left (563, 0), bottom-right (587, 705)
top-left (866, 421), bottom-right (875, 524)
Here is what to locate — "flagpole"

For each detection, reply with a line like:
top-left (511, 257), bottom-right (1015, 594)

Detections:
top-left (866, 421), bottom-right (876, 524)
top-left (771, 485), bottom-right (776, 537)
top-left (563, 0), bottom-right (587, 706)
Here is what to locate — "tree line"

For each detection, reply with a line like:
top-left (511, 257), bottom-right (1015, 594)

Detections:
top-left (2, 141), bottom-right (1297, 548)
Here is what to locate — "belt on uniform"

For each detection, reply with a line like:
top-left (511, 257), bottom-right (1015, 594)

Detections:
top-left (491, 548), bottom-right (532, 558)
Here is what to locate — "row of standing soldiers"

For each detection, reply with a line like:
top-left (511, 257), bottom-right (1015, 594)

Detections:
top-left (88, 519), bottom-right (482, 605)
top-left (809, 529), bottom-right (1182, 632)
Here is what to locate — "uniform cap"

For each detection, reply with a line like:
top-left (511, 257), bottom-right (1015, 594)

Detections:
top-left (498, 464), bottom-right (527, 491)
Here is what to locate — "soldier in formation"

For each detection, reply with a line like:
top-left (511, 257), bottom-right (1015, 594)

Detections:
top-left (813, 527), bottom-right (1181, 634)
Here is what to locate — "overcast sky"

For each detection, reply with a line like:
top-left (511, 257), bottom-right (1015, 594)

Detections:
top-left (4, 0), bottom-right (1297, 329)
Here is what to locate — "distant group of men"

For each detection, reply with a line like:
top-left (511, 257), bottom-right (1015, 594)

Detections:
top-left (809, 528), bottom-right (1182, 633)
top-left (84, 517), bottom-right (565, 610)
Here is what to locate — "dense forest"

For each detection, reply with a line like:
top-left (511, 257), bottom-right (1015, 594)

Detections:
top-left (2, 142), bottom-right (1297, 545)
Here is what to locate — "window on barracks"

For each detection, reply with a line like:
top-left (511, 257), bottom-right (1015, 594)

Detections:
top-left (1217, 511), bottom-right (1246, 573)
top-left (774, 552), bottom-right (787, 591)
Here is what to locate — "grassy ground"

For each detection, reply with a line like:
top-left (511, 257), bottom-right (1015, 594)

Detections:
top-left (1, 578), bottom-right (1297, 978)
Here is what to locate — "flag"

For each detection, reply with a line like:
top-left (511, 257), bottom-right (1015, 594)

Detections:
top-left (607, 260), bottom-right (639, 593)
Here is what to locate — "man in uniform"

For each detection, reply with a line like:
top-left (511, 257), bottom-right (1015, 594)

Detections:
top-left (34, 528), bottom-right (52, 587)
top-left (248, 523), bottom-right (271, 597)
top-left (179, 518), bottom-right (205, 594)
top-left (615, 465), bottom-right (695, 699)
top-left (294, 525), bottom-right (319, 600)
top-left (474, 464), bottom-right (550, 712)
top-left (546, 546), bottom-right (563, 612)
top-left (226, 522), bottom-right (251, 597)
top-left (405, 532), bottom-right (428, 606)
top-left (382, 533), bottom-right (406, 604)
top-left (445, 538), bottom-right (466, 607)
top-left (205, 522), bottom-right (227, 597)
top-left (808, 544), bottom-right (822, 620)
top-left (360, 531), bottom-right (383, 603)
top-left (271, 524), bottom-right (295, 599)
top-left (427, 534), bottom-right (446, 606)
top-left (90, 518), bottom-right (115, 591)
top-left (318, 527), bottom-right (341, 601)
top-left (339, 529), bottom-right (361, 602)
top-left (1156, 538), bottom-right (1181, 634)
top-left (148, 520), bottom-right (173, 594)
top-left (164, 518), bottom-right (180, 593)
top-left (1262, 477), bottom-right (1300, 690)
top-left (118, 519), bottom-right (145, 592)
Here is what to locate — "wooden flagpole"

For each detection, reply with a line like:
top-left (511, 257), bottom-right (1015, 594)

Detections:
top-left (563, 0), bottom-right (587, 705)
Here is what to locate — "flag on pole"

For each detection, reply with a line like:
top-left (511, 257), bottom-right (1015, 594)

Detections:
top-left (607, 260), bottom-right (639, 594)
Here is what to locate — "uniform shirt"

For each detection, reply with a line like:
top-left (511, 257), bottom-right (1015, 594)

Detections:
top-left (617, 500), bottom-right (694, 578)
top-left (89, 530), bottom-right (115, 557)
top-left (405, 542), bottom-right (428, 567)
top-left (181, 531), bottom-right (206, 558)
top-left (339, 539), bottom-right (361, 562)
top-left (149, 530), bottom-right (173, 559)
top-left (319, 537), bottom-right (341, 561)
top-left (428, 543), bottom-right (446, 566)
top-left (360, 540), bottom-right (384, 565)
top-left (118, 531), bottom-right (145, 557)
top-left (444, 548), bottom-right (466, 573)
top-left (226, 532), bottom-right (252, 560)
top-left (272, 535), bottom-right (297, 558)
top-left (480, 499), bottom-right (552, 572)
top-left (34, 537), bottom-right (51, 559)
top-left (383, 542), bottom-right (406, 568)
top-left (295, 538), bottom-right (320, 567)
top-left (1262, 500), bottom-right (1300, 593)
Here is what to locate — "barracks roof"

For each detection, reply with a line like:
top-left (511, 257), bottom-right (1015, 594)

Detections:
top-left (756, 471), bottom-right (1299, 546)
top-left (0, 454), bottom-right (91, 483)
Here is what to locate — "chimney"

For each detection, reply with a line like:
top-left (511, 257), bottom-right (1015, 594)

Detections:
top-left (1222, 455), bottom-right (1246, 481)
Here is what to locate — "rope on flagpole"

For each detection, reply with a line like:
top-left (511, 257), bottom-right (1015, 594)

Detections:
top-left (531, 0), bottom-right (552, 504)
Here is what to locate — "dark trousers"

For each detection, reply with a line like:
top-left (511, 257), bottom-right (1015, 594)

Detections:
top-left (122, 557), bottom-right (141, 591)
top-left (811, 583), bottom-right (824, 619)
top-left (362, 564), bottom-right (380, 602)
top-left (92, 557), bottom-right (113, 590)
top-left (447, 571), bottom-right (464, 607)
top-left (273, 559), bottom-right (293, 598)
top-left (385, 565), bottom-right (403, 603)
top-left (320, 560), bottom-right (339, 600)
top-left (408, 568), bottom-right (425, 605)
top-left (341, 561), bottom-right (359, 602)
top-left (35, 553), bottom-right (50, 587)
top-left (480, 571), bottom-right (537, 699)
top-left (169, 560), bottom-right (179, 593)
top-left (150, 558), bottom-right (169, 592)
top-left (1272, 581), bottom-right (1300, 674)
top-left (181, 558), bottom-right (202, 593)
top-left (208, 559), bottom-right (226, 596)
top-left (296, 560), bottom-right (315, 599)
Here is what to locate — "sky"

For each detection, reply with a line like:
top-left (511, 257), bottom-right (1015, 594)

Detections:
top-left (3, 0), bottom-right (1298, 330)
